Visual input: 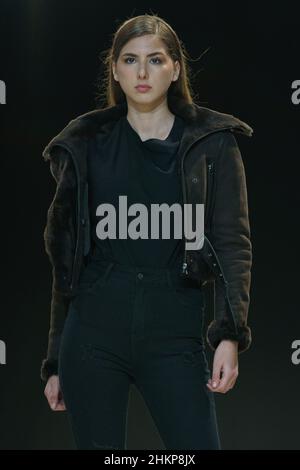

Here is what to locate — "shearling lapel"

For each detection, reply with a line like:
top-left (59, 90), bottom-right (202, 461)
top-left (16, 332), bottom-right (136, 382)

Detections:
top-left (42, 95), bottom-right (253, 177)
top-left (43, 97), bottom-right (253, 160)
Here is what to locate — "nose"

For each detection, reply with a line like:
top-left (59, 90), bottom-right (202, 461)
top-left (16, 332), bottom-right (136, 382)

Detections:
top-left (137, 63), bottom-right (148, 79)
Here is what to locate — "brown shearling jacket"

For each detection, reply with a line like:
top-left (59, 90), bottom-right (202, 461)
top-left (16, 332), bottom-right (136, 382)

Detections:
top-left (40, 96), bottom-right (253, 382)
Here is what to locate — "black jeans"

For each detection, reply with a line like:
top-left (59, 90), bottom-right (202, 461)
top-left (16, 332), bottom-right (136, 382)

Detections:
top-left (58, 259), bottom-right (221, 450)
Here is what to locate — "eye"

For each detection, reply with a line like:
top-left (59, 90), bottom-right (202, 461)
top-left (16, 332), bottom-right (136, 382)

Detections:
top-left (124, 56), bottom-right (162, 64)
top-left (150, 57), bottom-right (162, 64)
top-left (124, 57), bottom-right (135, 64)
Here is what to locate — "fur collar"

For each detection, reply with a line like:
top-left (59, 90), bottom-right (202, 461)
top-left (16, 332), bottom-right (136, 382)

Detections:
top-left (42, 95), bottom-right (253, 161)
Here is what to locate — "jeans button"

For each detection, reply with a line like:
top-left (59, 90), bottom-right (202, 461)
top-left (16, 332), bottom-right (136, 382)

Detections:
top-left (137, 272), bottom-right (143, 280)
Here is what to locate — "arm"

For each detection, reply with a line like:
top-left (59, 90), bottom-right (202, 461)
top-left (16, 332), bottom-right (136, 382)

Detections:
top-left (206, 130), bottom-right (253, 354)
top-left (40, 146), bottom-right (76, 382)
top-left (40, 288), bottom-right (71, 381)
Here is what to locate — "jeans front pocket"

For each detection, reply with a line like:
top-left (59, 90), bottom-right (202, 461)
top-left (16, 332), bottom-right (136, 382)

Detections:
top-left (77, 276), bottom-right (106, 294)
top-left (77, 263), bottom-right (111, 294)
top-left (170, 284), bottom-right (205, 338)
top-left (73, 263), bottom-right (113, 328)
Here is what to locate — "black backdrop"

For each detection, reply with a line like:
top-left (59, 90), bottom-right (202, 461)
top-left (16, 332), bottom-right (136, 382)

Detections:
top-left (0, 0), bottom-right (299, 450)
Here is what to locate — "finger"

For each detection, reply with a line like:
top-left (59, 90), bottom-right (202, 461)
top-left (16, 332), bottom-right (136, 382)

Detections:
top-left (58, 397), bottom-right (66, 407)
top-left (206, 373), bottom-right (223, 391)
top-left (206, 378), bottom-right (226, 392)
top-left (207, 367), bottom-right (238, 392)
top-left (50, 400), bottom-right (57, 410)
top-left (208, 369), bottom-right (232, 393)
top-left (55, 403), bottom-right (66, 411)
top-left (217, 372), bottom-right (238, 393)
top-left (227, 376), bottom-right (238, 390)
top-left (51, 401), bottom-right (66, 411)
top-left (210, 363), bottom-right (222, 389)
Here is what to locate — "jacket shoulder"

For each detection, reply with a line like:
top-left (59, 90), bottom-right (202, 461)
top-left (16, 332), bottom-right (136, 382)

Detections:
top-left (196, 104), bottom-right (254, 138)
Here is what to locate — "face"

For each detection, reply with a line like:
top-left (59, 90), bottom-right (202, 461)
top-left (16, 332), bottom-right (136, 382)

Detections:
top-left (112, 34), bottom-right (180, 109)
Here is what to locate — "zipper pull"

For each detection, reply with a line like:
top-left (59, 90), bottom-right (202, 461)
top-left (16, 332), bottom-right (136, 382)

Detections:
top-left (182, 262), bottom-right (188, 275)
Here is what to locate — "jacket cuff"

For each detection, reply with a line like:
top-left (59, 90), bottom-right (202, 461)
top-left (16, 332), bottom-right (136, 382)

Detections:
top-left (206, 319), bottom-right (252, 353)
top-left (40, 358), bottom-right (59, 382)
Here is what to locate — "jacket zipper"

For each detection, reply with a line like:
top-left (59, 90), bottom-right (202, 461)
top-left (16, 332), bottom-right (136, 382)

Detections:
top-left (180, 127), bottom-right (233, 275)
top-left (204, 162), bottom-right (214, 232)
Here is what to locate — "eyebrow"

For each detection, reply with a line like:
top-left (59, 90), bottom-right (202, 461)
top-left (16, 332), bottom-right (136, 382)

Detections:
top-left (121, 51), bottom-right (165, 57)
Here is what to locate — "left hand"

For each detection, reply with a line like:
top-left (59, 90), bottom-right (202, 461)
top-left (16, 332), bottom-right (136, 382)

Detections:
top-left (206, 339), bottom-right (239, 393)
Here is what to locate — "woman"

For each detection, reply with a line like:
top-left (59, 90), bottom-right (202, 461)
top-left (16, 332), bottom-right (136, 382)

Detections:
top-left (41, 14), bottom-right (253, 450)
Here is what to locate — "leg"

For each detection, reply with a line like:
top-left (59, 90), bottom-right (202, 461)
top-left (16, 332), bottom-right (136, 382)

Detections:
top-left (136, 345), bottom-right (221, 450)
top-left (135, 285), bottom-right (221, 450)
top-left (58, 301), bottom-right (132, 450)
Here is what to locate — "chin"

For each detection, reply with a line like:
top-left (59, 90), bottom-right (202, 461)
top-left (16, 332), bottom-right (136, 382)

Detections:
top-left (130, 92), bottom-right (165, 106)
top-left (127, 95), bottom-right (157, 106)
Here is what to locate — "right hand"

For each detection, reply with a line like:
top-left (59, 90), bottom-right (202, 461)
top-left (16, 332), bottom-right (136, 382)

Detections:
top-left (44, 375), bottom-right (66, 411)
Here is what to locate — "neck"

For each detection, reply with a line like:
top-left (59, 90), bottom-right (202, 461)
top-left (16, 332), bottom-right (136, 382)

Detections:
top-left (125, 97), bottom-right (176, 141)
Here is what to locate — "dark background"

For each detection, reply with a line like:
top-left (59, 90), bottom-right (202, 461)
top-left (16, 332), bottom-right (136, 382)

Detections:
top-left (0, 0), bottom-right (299, 450)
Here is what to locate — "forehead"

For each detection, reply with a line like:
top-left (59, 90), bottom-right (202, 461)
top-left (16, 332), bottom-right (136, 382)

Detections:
top-left (120, 34), bottom-right (167, 54)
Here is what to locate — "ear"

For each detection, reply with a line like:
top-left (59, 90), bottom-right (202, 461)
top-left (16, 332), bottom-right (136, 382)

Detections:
top-left (112, 61), bottom-right (118, 81)
top-left (172, 60), bottom-right (180, 82)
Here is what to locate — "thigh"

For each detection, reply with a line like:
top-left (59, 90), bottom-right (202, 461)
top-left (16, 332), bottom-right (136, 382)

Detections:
top-left (58, 301), bottom-right (132, 450)
top-left (143, 282), bottom-right (205, 345)
top-left (136, 345), bottom-right (221, 450)
top-left (136, 285), bottom-right (221, 450)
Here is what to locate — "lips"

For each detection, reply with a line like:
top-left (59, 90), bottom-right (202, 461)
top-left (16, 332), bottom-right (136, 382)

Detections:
top-left (135, 85), bottom-right (151, 91)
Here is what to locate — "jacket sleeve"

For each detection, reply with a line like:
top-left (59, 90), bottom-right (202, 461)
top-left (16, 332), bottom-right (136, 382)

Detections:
top-left (40, 146), bottom-right (76, 382)
top-left (206, 131), bottom-right (253, 353)
top-left (40, 287), bottom-right (71, 382)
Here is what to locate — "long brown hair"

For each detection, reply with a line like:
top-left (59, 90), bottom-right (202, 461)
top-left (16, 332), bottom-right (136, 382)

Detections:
top-left (94, 13), bottom-right (201, 109)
